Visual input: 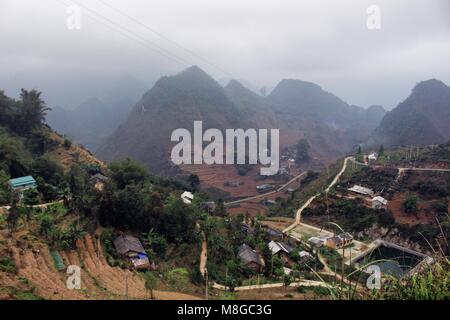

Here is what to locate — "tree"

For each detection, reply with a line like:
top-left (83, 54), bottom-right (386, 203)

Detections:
top-left (144, 228), bottom-right (168, 258)
top-left (23, 188), bottom-right (40, 205)
top-left (0, 131), bottom-right (32, 177)
top-left (109, 158), bottom-right (149, 189)
top-left (215, 199), bottom-right (226, 217)
top-left (357, 145), bottom-right (362, 155)
top-left (58, 183), bottom-right (72, 207)
top-left (187, 174), bottom-right (200, 191)
top-left (63, 138), bottom-right (72, 149)
top-left (404, 193), bottom-right (419, 214)
top-left (378, 144), bottom-right (385, 156)
top-left (0, 170), bottom-right (11, 205)
top-left (144, 272), bottom-right (158, 300)
top-left (0, 91), bottom-right (16, 127)
top-left (18, 89), bottom-right (51, 134)
top-left (283, 274), bottom-right (292, 290)
top-left (67, 165), bottom-right (88, 197)
top-left (159, 194), bottom-right (197, 244)
top-left (32, 155), bottom-right (64, 186)
top-left (39, 214), bottom-right (54, 239)
top-left (295, 139), bottom-right (311, 162)
top-left (7, 198), bottom-right (20, 232)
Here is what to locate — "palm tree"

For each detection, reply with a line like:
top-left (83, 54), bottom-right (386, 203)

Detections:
top-left (19, 89), bottom-right (51, 132)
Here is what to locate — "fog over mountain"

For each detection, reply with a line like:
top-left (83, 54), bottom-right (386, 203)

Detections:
top-left (46, 76), bottom-right (147, 150)
top-left (1, 0), bottom-right (449, 109)
top-left (369, 79), bottom-right (450, 147)
top-left (96, 66), bottom-right (387, 173)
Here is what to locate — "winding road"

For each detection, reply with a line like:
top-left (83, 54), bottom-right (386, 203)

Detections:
top-left (284, 157), bottom-right (354, 233)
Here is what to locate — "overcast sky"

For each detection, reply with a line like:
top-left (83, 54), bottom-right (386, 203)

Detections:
top-left (1, 0), bottom-right (449, 109)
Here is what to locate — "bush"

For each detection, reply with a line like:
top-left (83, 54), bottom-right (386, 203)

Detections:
top-left (23, 188), bottom-right (40, 205)
top-left (313, 286), bottom-right (330, 296)
top-left (63, 138), bottom-right (72, 149)
top-left (296, 285), bottom-right (307, 293)
top-left (0, 256), bottom-right (17, 273)
top-left (190, 267), bottom-right (204, 285)
top-left (374, 258), bottom-right (450, 300)
top-left (403, 193), bottom-right (418, 214)
top-left (166, 268), bottom-right (190, 290)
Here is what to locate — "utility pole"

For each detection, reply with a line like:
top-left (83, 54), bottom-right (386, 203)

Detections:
top-left (205, 268), bottom-right (209, 300)
top-left (125, 273), bottom-right (129, 300)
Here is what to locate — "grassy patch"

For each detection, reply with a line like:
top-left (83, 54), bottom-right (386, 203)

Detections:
top-left (0, 256), bottom-right (17, 274)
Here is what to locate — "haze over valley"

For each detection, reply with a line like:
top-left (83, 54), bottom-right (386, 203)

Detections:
top-left (0, 0), bottom-right (449, 303)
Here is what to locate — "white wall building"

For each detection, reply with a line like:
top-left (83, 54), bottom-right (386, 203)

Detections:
top-left (181, 191), bottom-right (194, 204)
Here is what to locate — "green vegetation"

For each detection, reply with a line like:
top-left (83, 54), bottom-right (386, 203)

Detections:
top-left (63, 138), bottom-right (72, 149)
top-left (0, 256), bottom-right (17, 273)
top-left (303, 197), bottom-right (394, 232)
top-left (165, 268), bottom-right (190, 291)
top-left (143, 271), bottom-right (158, 299)
top-left (295, 139), bottom-right (311, 163)
top-left (373, 258), bottom-right (450, 300)
top-left (403, 193), bottom-right (419, 214)
top-left (187, 174), bottom-right (200, 191)
top-left (339, 166), bottom-right (397, 194)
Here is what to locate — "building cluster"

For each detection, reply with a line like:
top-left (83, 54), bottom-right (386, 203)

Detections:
top-left (308, 232), bottom-right (354, 249)
top-left (348, 185), bottom-right (388, 209)
top-left (237, 226), bottom-right (313, 274)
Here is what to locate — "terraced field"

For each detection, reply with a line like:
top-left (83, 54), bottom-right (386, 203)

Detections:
top-left (4, 233), bottom-right (200, 300)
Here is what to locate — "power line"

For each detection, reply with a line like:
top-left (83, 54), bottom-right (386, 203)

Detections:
top-left (70, 0), bottom-right (195, 66)
top-left (95, 0), bottom-right (234, 78)
top-left (56, 0), bottom-right (192, 67)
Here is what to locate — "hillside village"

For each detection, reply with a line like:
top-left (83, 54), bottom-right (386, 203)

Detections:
top-left (0, 80), bottom-right (449, 300)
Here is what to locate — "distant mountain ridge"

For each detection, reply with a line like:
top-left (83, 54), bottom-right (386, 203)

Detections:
top-left (96, 66), bottom-right (387, 174)
top-left (368, 79), bottom-right (450, 147)
top-left (96, 66), bottom-right (247, 173)
top-left (47, 77), bottom-right (146, 150)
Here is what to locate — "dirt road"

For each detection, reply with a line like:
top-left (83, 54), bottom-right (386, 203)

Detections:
top-left (284, 157), bottom-right (354, 233)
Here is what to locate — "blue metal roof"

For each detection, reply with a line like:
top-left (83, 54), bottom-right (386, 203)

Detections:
top-left (9, 176), bottom-right (37, 188)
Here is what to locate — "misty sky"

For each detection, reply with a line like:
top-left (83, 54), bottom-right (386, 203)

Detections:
top-left (1, 0), bottom-right (449, 109)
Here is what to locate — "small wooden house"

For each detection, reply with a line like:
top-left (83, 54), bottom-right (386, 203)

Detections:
top-left (238, 244), bottom-right (265, 272)
top-left (113, 235), bottom-right (150, 270)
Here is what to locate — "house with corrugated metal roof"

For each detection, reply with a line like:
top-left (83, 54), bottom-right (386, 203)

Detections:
top-left (372, 196), bottom-right (388, 209)
top-left (348, 185), bottom-right (374, 196)
top-left (268, 240), bottom-right (295, 265)
top-left (8, 176), bottom-right (37, 192)
top-left (268, 240), bottom-right (294, 255)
